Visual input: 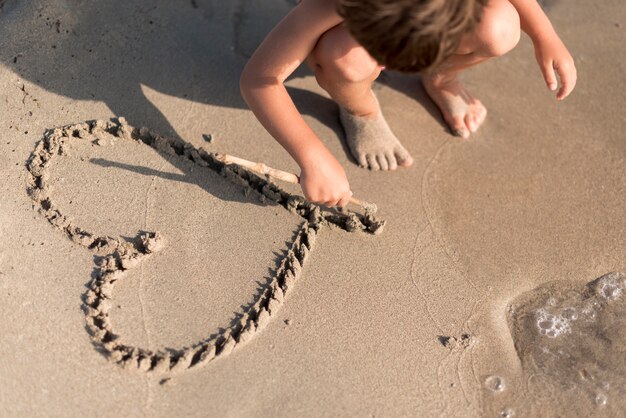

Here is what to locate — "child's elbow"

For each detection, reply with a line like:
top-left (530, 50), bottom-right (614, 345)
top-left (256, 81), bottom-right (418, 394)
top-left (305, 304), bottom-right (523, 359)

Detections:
top-left (239, 63), bottom-right (282, 101)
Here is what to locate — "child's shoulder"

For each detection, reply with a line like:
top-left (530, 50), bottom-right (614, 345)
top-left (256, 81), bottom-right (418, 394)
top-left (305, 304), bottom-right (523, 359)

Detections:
top-left (243, 0), bottom-right (343, 75)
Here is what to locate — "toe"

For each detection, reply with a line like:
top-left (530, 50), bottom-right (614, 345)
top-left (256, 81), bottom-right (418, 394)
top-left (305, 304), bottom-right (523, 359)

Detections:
top-left (478, 106), bottom-right (487, 124)
top-left (366, 154), bottom-right (380, 171)
top-left (376, 154), bottom-right (389, 171)
top-left (394, 146), bottom-right (414, 167)
top-left (385, 152), bottom-right (397, 170)
top-left (465, 114), bottom-right (477, 133)
top-left (472, 101), bottom-right (487, 124)
top-left (449, 115), bottom-right (470, 139)
top-left (467, 105), bottom-right (487, 132)
top-left (357, 153), bottom-right (368, 168)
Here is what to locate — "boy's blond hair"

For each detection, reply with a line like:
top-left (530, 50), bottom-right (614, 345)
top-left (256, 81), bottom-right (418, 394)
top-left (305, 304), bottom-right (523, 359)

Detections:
top-left (337, 0), bottom-right (488, 72)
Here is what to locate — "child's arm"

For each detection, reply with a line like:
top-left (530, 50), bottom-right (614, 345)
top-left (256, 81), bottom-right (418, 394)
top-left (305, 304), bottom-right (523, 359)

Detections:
top-left (240, 0), bottom-right (353, 208)
top-left (508, 0), bottom-right (577, 100)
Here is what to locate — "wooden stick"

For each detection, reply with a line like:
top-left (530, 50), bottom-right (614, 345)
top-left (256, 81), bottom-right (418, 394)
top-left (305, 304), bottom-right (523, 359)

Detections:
top-left (215, 153), bottom-right (300, 183)
top-left (214, 153), bottom-right (377, 213)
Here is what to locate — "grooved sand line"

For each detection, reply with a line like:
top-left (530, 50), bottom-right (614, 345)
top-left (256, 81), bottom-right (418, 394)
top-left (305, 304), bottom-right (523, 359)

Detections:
top-left (25, 118), bottom-right (385, 373)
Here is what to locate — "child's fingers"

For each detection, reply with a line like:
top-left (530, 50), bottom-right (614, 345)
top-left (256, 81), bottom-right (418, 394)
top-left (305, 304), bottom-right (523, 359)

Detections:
top-left (541, 60), bottom-right (558, 92)
top-left (336, 193), bottom-right (352, 208)
top-left (555, 61), bottom-right (577, 100)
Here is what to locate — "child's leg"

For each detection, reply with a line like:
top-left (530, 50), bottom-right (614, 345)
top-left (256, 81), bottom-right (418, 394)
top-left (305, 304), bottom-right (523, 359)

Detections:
top-left (307, 25), bottom-right (413, 171)
top-left (422, 0), bottom-right (521, 138)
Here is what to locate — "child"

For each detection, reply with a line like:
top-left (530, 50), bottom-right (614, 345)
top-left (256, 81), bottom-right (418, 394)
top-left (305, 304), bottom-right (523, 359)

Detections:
top-left (240, 0), bottom-right (576, 208)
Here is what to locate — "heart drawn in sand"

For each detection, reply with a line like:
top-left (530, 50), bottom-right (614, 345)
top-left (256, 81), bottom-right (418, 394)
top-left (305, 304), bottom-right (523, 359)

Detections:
top-left (26, 118), bottom-right (385, 374)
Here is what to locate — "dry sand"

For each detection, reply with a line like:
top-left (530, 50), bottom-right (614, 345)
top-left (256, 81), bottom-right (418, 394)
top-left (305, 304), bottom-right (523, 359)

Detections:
top-left (1, 0), bottom-right (625, 416)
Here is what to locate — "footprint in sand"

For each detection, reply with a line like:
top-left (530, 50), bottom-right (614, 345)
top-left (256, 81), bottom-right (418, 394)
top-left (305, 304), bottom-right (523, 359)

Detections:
top-left (26, 118), bottom-right (385, 373)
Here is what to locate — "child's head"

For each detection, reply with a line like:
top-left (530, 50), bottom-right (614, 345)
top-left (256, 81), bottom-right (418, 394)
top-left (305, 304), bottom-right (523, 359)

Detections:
top-left (337, 0), bottom-right (488, 73)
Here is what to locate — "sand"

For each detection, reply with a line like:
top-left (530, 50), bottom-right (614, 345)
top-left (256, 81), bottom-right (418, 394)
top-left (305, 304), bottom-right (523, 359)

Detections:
top-left (25, 117), bottom-right (382, 373)
top-left (1, 0), bottom-right (625, 416)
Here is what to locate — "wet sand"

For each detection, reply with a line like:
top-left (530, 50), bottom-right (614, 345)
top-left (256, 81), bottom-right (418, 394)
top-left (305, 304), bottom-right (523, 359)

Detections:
top-left (1, 0), bottom-right (625, 416)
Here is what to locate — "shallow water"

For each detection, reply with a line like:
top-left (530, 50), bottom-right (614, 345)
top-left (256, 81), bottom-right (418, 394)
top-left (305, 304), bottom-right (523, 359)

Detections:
top-left (484, 272), bottom-right (626, 416)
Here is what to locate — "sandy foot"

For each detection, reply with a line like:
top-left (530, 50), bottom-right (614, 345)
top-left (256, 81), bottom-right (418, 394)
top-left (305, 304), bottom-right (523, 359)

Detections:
top-left (339, 104), bottom-right (413, 171)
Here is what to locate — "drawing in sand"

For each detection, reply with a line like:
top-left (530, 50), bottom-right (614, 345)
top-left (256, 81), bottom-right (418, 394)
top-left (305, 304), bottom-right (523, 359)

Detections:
top-left (26, 117), bottom-right (385, 372)
top-left (1, 0), bottom-right (625, 416)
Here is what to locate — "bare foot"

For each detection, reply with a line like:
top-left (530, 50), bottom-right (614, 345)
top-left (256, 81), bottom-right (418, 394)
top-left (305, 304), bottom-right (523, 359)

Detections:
top-left (339, 103), bottom-right (413, 171)
top-left (422, 73), bottom-right (487, 139)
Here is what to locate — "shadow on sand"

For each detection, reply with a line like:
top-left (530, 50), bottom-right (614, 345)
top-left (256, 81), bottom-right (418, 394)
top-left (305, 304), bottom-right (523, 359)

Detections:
top-left (1, 0), bottom-right (442, 164)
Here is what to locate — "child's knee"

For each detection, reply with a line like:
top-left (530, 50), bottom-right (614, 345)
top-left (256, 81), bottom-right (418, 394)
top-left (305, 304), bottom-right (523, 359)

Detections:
top-left (313, 26), bottom-right (379, 84)
top-left (476, 0), bottom-right (521, 57)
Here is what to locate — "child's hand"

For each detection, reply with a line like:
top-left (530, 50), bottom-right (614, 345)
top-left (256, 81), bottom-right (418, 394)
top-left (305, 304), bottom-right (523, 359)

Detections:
top-left (300, 155), bottom-right (352, 208)
top-left (533, 35), bottom-right (577, 100)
